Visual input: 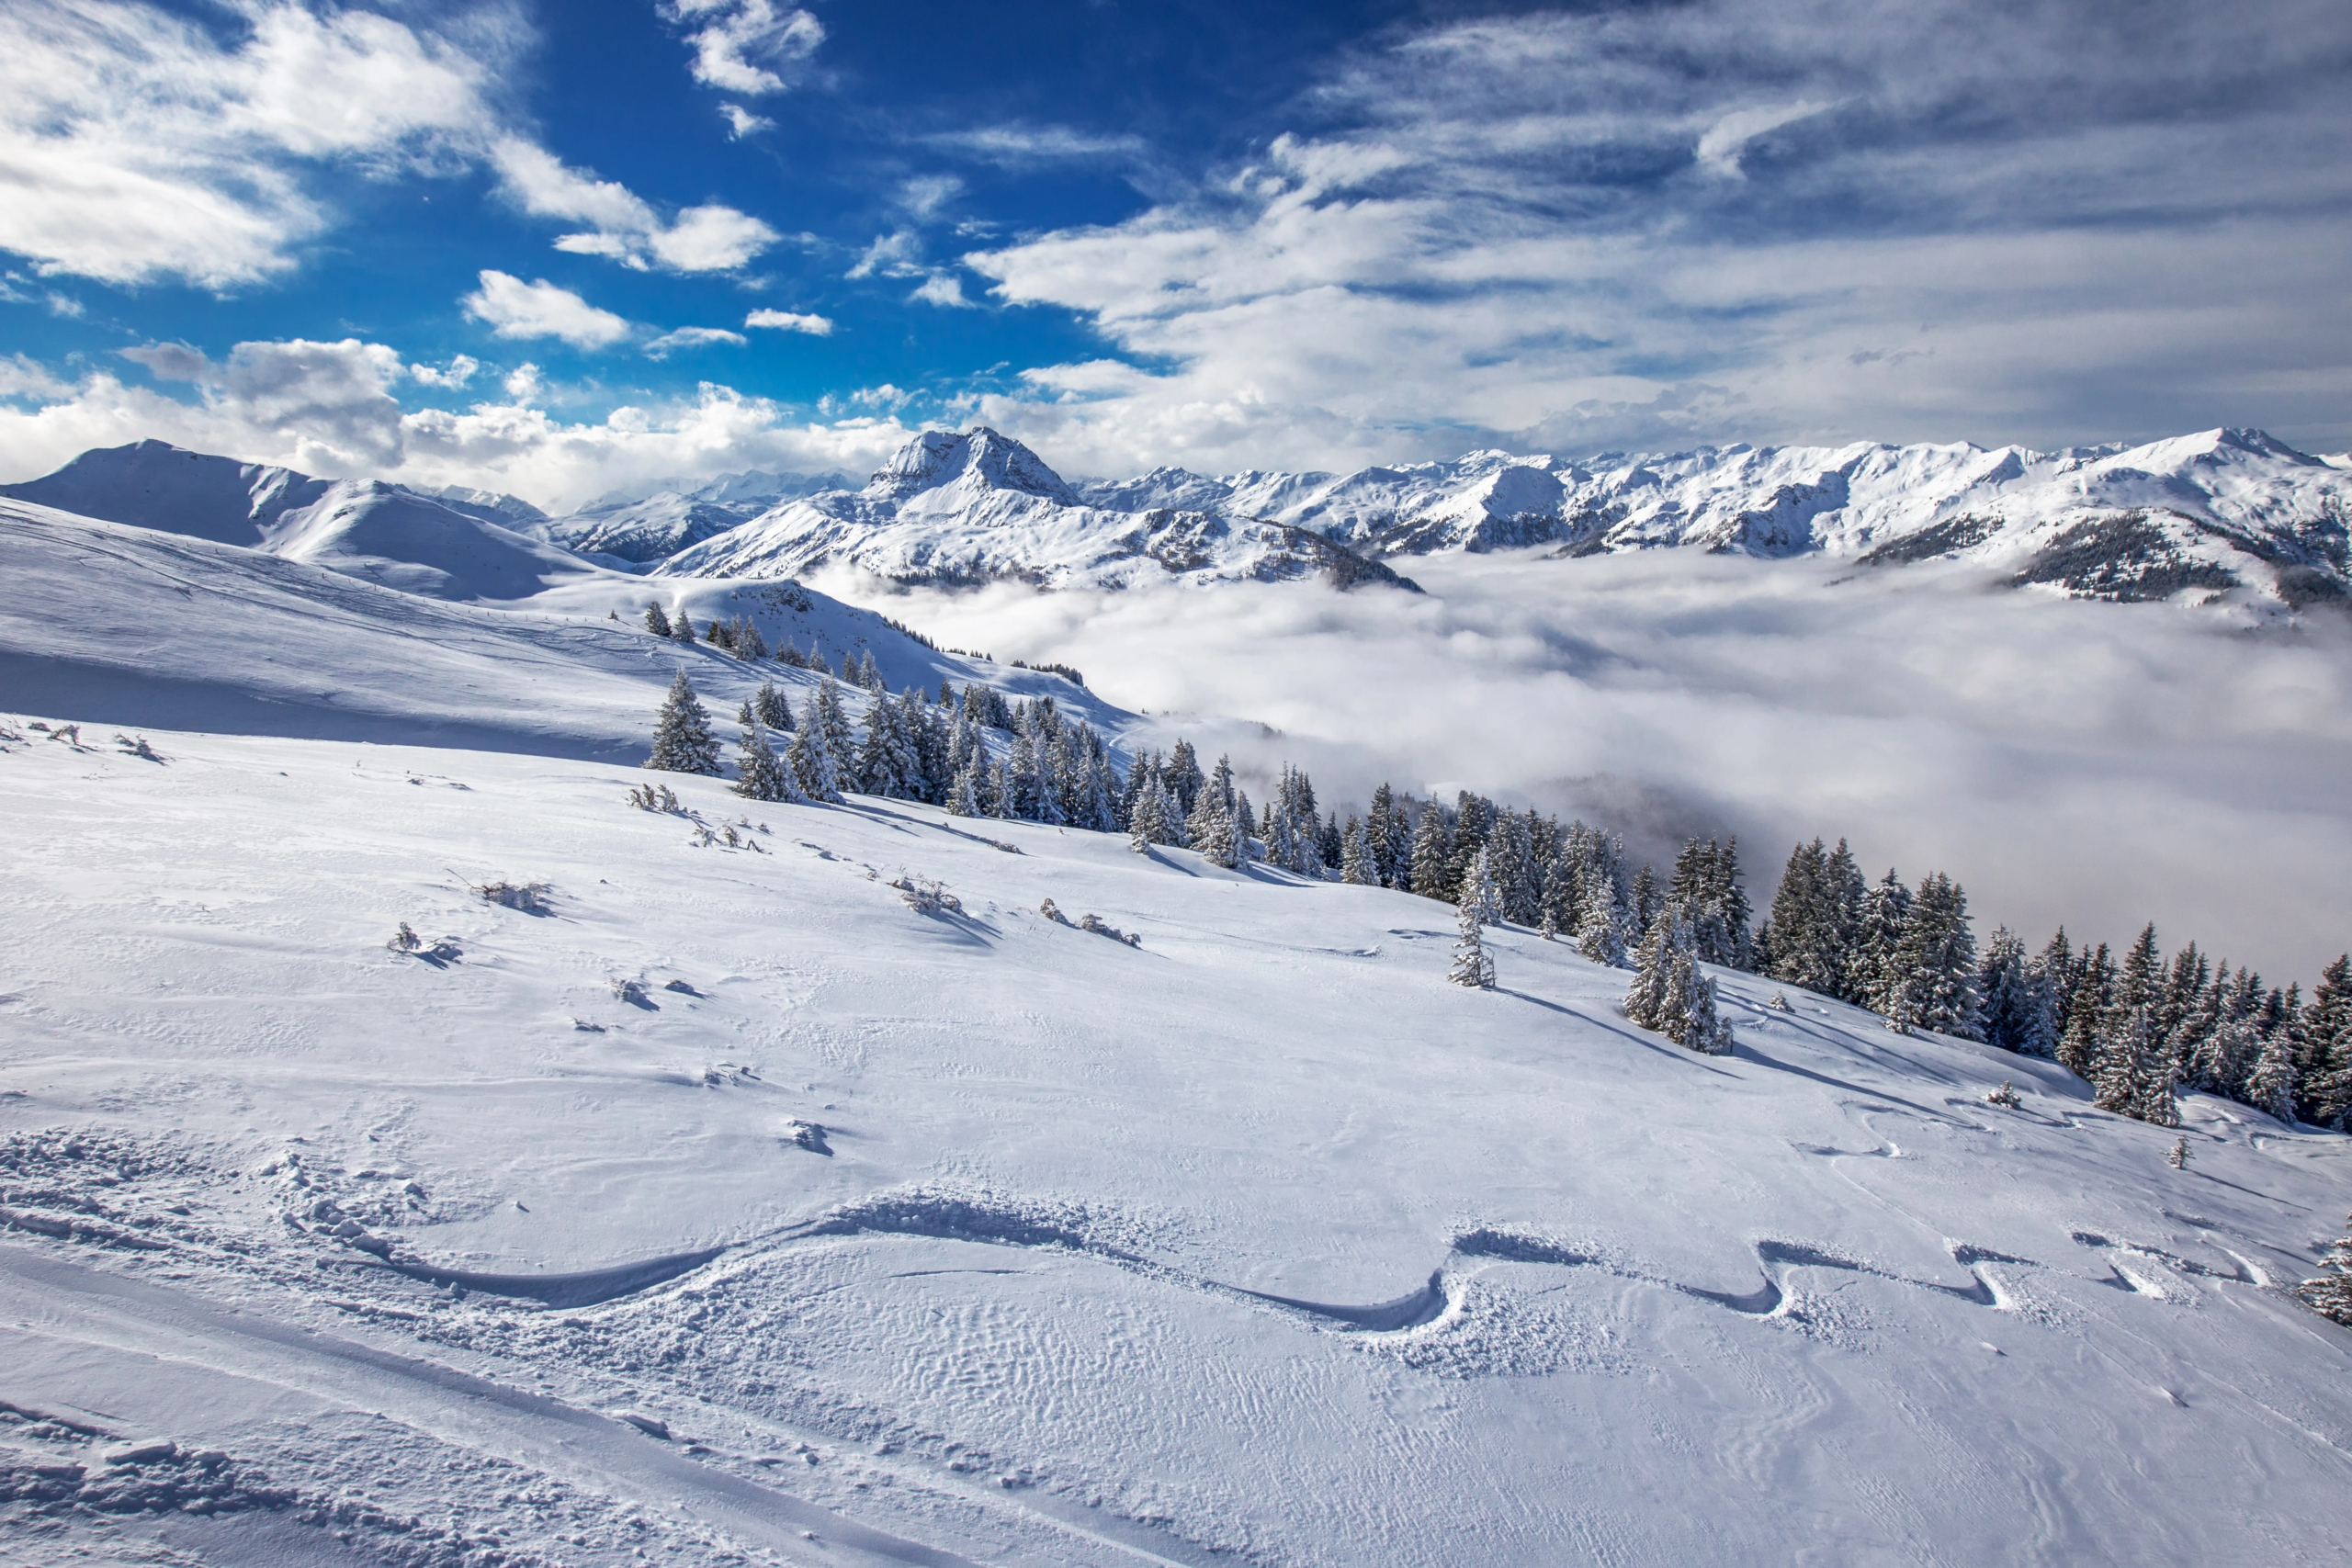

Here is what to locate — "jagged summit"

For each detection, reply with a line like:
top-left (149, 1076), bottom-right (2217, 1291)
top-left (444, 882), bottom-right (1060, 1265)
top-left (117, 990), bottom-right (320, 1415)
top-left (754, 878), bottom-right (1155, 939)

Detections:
top-left (867, 425), bottom-right (1080, 508)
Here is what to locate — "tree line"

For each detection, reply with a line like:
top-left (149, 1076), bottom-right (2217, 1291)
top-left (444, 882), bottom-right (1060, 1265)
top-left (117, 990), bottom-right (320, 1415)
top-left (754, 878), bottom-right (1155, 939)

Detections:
top-left (641, 636), bottom-right (2352, 1139)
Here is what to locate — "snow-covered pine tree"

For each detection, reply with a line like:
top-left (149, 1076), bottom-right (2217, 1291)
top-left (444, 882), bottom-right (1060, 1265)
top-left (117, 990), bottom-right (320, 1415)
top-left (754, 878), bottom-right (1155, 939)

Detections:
top-left (1127, 778), bottom-right (1167, 854)
top-left (1625, 916), bottom-right (1731, 1054)
top-left (1366, 784), bottom-right (1402, 888)
top-left (1628, 864), bottom-right (1660, 946)
top-left (2301, 954), bottom-right (2352, 1128)
top-left (647, 670), bottom-right (722, 774)
top-left (1448, 897), bottom-right (1496, 989)
top-left (949, 756), bottom-right (985, 817)
top-left (1977, 926), bottom-right (2055, 1055)
top-left (1488, 812), bottom-right (1541, 925)
top-left (643, 603), bottom-right (673, 637)
top-left (673, 611), bottom-right (696, 644)
top-left (1578, 911), bottom-right (1628, 968)
top-left (752, 681), bottom-right (793, 731)
top-left (1340, 818), bottom-right (1375, 885)
top-left (986, 757), bottom-right (1015, 819)
top-left (1854, 869), bottom-right (1912, 1012)
top-left (1408, 804), bottom-right (1453, 901)
top-left (854, 697), bottom-right (909, 797)
top-left (1458, 843), bottom-right (1505, 926)
top-left (733, 715), bottom-right (797, 802)
top-left (2242, 1016), bottom-right (2301, 1123)
top-left (1164, 739), bottom-right (1204, 818)
top-left (2298, 1213), bottom-right (2352, 1327)
top-left (786, 704), bottom-right (842, 803)
top-left (2056, 940), bottom-right (2113, 1078)
top-left (814, 674), bottom-right (854, 771)
top-left (1881, 873), bottom-right (1983, 1039)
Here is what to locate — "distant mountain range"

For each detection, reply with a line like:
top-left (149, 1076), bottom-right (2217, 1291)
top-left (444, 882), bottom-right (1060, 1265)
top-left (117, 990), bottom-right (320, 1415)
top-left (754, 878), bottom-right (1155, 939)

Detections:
top-left (8, 424), bottom-right (2349, 608)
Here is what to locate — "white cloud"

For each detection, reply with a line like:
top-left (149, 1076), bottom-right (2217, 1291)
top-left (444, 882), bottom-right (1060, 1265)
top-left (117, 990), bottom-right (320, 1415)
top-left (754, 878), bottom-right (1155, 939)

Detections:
top-left (846, 231), bottom-right (923, 280)
top-left (812, 551), bottom-right (2352, 985)
top-left (924, 125), bottom-right (1148, 164)
top-left (1693, 100), bottom-right (1834, 179)
top-left (643, 326), bottom-right (749, 357)
top-left (410, 354), bottom-right (480, 389)
top-left (0, 0), bottom-right (509, 287)
top-left (910, 273), bottom-right (974, 309)
top-left (662, 0), bottom-right (822, 96)
top-left (461, 271), bottom-right (631, 349)
top-left (0, 338), bottom-right (912, 512)
top-left (744, 309), bottom-right (833, 335)
top-left (492, 140), bottom-right (777, 274)
top-left (899, 175), bottom-right (964, 220)
top-left (720, 103), bottom-right (773, 139)
top-left (953, 1), bottom-right (2352, 475)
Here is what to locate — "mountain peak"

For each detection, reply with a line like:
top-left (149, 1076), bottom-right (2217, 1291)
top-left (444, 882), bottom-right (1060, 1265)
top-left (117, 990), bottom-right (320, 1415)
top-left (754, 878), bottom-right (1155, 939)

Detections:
top-left (869, 427), bottom-right (1077, 505)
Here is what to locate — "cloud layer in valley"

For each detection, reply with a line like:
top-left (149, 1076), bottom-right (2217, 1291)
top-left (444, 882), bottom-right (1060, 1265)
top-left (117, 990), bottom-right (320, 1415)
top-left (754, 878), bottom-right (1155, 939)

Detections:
top-left (819, 554), bottom-right (2352, 985)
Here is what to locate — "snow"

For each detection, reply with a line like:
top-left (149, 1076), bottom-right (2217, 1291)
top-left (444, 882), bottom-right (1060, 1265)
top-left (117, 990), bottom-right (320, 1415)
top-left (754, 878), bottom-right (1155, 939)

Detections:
top-left (1, 703), bottom-right (2349, 1563)
top-left (0, 437), bottom-right (2350, 1562)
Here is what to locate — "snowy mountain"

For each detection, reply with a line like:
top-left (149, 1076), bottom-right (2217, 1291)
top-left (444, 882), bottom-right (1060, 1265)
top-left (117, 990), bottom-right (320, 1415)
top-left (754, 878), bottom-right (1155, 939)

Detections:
top-left (1, 716), bottom-right (2347, 1566)
top-left (0, 441), bottom-right (596, 603)
top-left (535, 468), bottom-right (854, 569)
top-left (1084, 427), bottom-right (2352, 607)
top-left (658, 428), bottom-right (1422, 592)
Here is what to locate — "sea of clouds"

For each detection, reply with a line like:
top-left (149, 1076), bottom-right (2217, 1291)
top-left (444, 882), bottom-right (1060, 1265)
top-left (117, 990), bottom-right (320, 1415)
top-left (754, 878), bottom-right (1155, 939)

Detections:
top-left (817, 553), bottom-right (2352, 984)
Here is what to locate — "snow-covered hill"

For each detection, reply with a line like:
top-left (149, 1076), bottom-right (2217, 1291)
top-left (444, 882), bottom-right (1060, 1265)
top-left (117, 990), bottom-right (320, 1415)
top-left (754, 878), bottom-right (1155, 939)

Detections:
top-left (0, 441), bottom-right (597, 603)
top-left (0, 496), bottom-right (1126, 759)
top-left (657, 428), bottom-right (1422, 593)
top-left (0, 719), bottom-right (2346, 1566)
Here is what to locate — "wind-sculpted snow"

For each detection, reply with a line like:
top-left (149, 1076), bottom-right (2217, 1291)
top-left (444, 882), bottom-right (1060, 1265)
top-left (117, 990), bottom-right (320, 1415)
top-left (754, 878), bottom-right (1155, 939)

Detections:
top-left (2, 725), bottom-right (2350, 1564)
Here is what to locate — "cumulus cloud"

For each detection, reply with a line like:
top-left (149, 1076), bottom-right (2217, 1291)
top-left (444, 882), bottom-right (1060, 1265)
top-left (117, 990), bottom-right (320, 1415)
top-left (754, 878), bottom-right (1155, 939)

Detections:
top-left (410, 354), bottom-right (480, 389)
top-left (0, 0), bottom-right (508, 286)
top-left (491, 140), bottom-right (777, 273)
top-left (910, 274), bottom-right (974, 309)
top-left (0, 338), bottom-right (912, 511)
top-left (814, 553), bottom-right (2352, 982)
top-left (958, 0), bottom-right (2352, 476)
top-left (662, 0), bottom-right (822, 96)
top-left (461, 271), bottom-right (632, 348)
top-left (745, 309), bottom-right (833, 335)
top-left (643, 325), bottom-right (749, 357)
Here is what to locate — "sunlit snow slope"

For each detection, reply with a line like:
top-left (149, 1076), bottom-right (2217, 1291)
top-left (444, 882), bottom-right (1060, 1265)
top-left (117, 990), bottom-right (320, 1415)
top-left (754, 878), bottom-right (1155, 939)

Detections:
top-left (2, 720), bottom-right (2348, 1566)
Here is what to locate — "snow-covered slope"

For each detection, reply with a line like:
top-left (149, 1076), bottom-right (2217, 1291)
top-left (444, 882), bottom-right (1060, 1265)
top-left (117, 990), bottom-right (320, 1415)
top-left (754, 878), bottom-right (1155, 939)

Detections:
top-left (1, 721), bottom-right (2347, 1566)
top-left (660, 428), bottom-right (1420, 592)
top-left (0, 497), bottom-right (1124, 758)
top-left (0, 441), bottom-right (603, 603)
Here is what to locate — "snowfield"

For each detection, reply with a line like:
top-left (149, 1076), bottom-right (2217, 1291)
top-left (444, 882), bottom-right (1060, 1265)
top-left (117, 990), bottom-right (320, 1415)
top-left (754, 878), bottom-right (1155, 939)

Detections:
top-left (3, 718), bottom-right (2349, 1566)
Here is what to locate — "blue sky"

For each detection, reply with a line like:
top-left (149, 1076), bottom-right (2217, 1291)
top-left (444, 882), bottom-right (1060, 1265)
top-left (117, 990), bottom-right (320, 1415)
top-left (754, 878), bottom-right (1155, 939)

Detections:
top-left (2, 0), bottom-right (2348, 506)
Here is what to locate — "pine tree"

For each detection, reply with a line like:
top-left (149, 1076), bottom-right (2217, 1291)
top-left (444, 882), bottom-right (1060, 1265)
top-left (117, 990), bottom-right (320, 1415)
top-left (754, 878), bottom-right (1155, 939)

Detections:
top-left (1578, 911), bottom-right (1627, 969)
top-left (733, 715), bottom-right (796, 802)
top-left (1164, 739), bottom-right (1204, 817)
top-left (1458, 843), bottom-right (1505, 926)
top-left (752, 681), bottom-right (793, 731)
top-left (1977, 927), bottom-right (2054, 1054)
top-left (646, 670), bottom-right (721, 774)
top-left (2301, 955), bottom-right (2352, 1128)
top-left (1409, 806), bottom-right (1453, 901)
top-left (1854, 869), bottom-right (1912, 1012)
top-left (2295, 1213), bottom-right (2352, 1327)
top-left (1626, 917), bottom-right (1731, 1054)
top-left (2057, 942), bottom-right (2113, 1078)
top-left (1367, 784), bottom-right (1402, 887)
top-left (1448, 897), bottom-right (1496, 989)
top-left (673, 611), bottom-right (696, 644)
top-left (643, 602), bottom-right (673, 637)
top-left (1340, 818), bottom-right (1375, 885)
top-left (949, 756), bottom-right (984, 817)
top-left (786, 710), bottom-right (842, 802)
top-left (1882, 873), bottom-right (1982, 1039)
